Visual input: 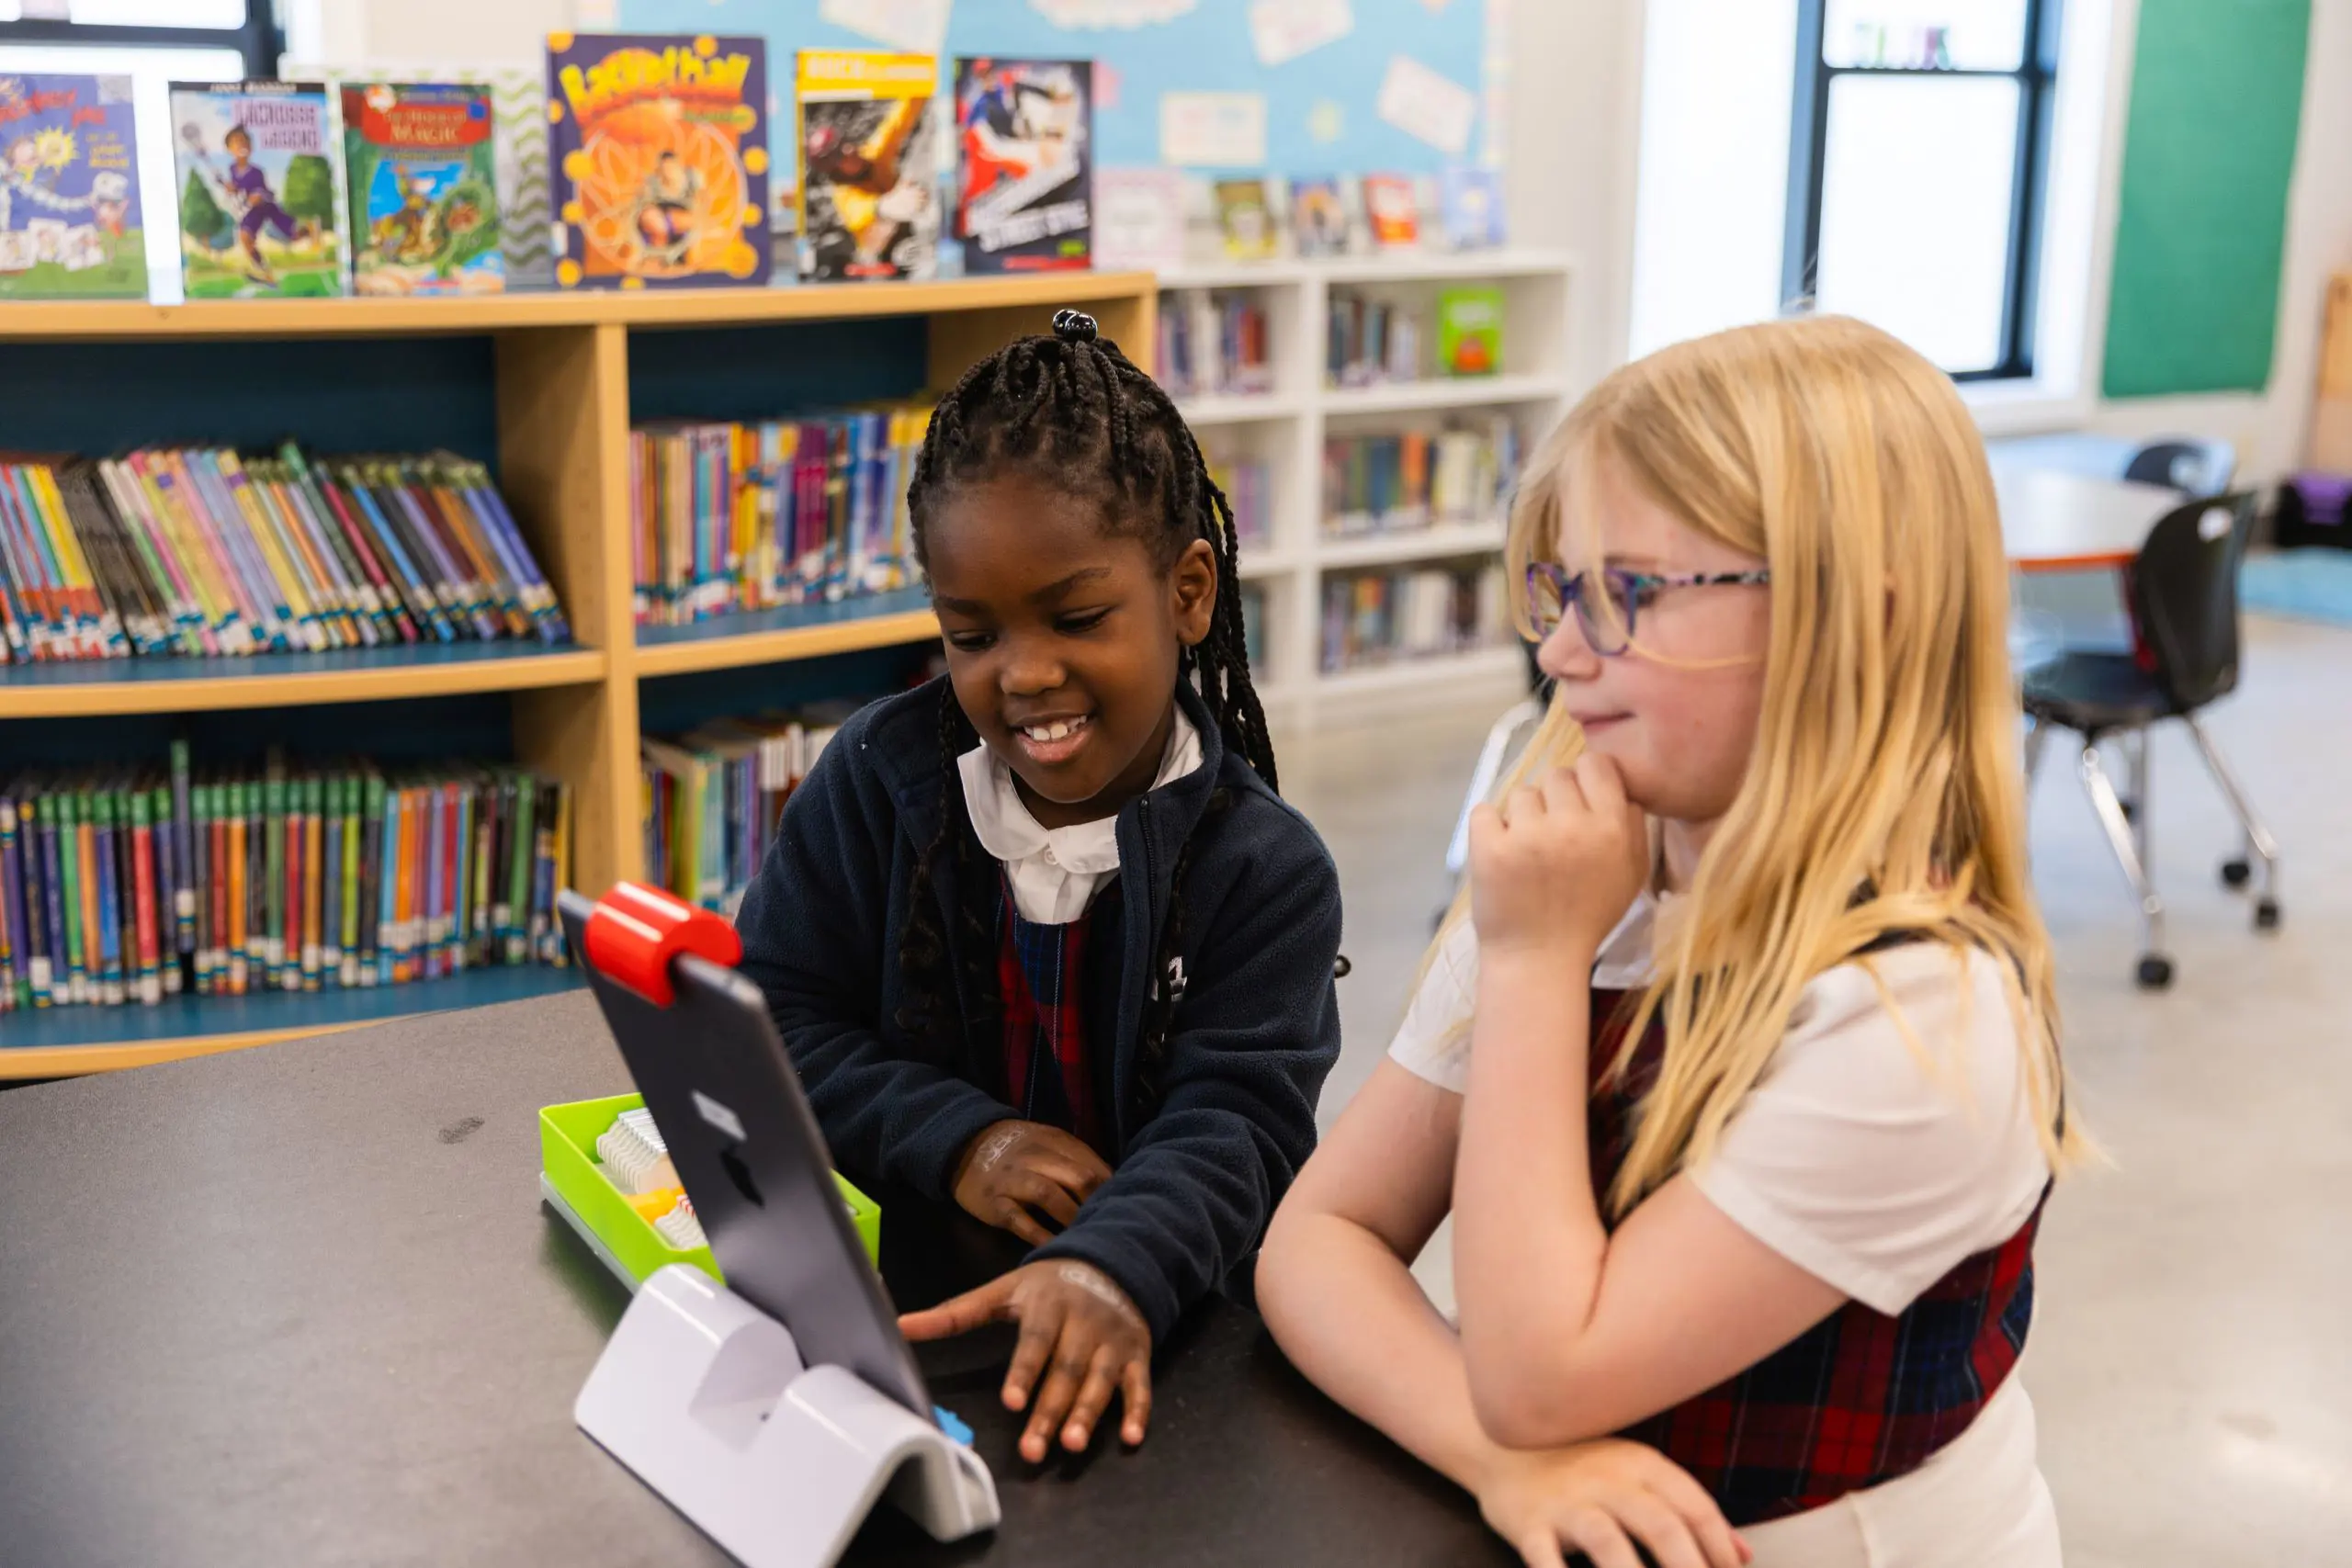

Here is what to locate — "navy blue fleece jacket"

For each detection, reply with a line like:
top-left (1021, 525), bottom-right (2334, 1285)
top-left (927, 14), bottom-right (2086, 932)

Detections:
top-left (733, 676), bottom-right (1343, 1341)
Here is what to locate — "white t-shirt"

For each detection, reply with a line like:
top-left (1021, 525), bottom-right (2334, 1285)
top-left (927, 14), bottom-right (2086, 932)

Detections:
top-left (1391, 898), bottom-right (2061, 1567)
top-left (957, 708), bottom-right (1204, 925)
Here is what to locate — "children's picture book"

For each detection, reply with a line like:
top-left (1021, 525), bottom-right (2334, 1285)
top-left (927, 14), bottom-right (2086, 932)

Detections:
top-left (1440, 166), bottom-right (1506, 251)
top-left (1437, 283), bottom-right (1504, 377)
top-left (797, 51), bottom-right (944, 283)
top-left (546, 32), bottom-right (772, 291)
top-left (1361, 172), bottom-right (1419, 251)
top-left (0, 74), bottom-right (145, 299)
top-left (1215, 176), bottom-right (1276, 261)
top-left (1092, 165), bottom-right (1184, 272)
top-left (953, 57), bottom-right (1091, 275)
top-left (292, 61), bottom-right (556, 288)
top-left (342, 83), bottom-right (503, 296)
top-left (170, 81), bottom-right (345, 299)
top-left (1291, 175), bottom-right (1347, 258)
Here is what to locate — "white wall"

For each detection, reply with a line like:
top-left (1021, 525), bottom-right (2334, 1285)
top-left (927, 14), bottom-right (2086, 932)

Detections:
top-left (286, 0), bottom-right (573, 68)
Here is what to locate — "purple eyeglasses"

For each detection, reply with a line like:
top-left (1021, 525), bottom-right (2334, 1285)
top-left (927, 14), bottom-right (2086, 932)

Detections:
top-left (1524, 562), bottom-right (1771, 656)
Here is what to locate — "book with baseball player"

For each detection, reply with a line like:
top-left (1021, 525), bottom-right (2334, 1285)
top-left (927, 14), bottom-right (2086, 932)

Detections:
top-left (170, 81), bottom-right (345, 299)
top-left (797, 50), bottom-right (944, 283)
top-left (0, 73), bottom-right (146, 300)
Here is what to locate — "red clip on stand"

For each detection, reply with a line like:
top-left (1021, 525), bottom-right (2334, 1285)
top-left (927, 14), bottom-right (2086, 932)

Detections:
top-left (583, 882), bottom-right (742, 1008)
top-left (569, 882), bottom-right (1001, 1568)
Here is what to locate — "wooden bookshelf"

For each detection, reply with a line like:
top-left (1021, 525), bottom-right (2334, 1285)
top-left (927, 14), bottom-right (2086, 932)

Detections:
top-left (0, 275), bottom-right (1157, 1077)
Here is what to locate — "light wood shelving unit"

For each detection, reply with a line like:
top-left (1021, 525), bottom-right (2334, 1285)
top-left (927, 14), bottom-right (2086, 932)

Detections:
top-left (0, 272), bottom-right (1157, 1076)
top-left (1159, 250), bottom-right (1571, 726)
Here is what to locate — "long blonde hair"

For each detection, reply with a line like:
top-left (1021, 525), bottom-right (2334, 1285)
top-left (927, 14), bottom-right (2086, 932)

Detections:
top-left (1436, 314), bottom-right (2088, 1214)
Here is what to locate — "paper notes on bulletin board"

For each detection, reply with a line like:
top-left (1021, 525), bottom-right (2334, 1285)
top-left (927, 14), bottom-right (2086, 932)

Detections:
top-left (1160, 90), bottom-right (1269, 166)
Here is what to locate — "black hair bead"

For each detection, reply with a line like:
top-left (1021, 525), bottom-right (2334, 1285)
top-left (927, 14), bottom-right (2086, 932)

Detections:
top-left (1051, 309), bottom-right (1098, 343)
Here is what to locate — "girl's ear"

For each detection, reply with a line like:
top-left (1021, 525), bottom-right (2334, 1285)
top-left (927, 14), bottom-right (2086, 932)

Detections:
top-left (1170, 537), bottom-right (1217, 648)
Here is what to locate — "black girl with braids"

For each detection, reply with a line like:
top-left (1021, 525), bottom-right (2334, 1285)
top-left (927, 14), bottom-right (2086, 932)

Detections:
top-left (736, 310), bottom-right (1344, 1476)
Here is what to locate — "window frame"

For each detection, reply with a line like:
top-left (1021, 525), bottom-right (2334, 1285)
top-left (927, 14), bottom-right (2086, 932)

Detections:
top-left (0, 6), bottom-right (280, 81)
top-left (1781, 0), bottom-right (2065, 381)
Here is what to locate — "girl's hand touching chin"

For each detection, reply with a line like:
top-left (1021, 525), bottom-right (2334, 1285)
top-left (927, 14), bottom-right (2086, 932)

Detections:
top-left (899, 1259), bottom-right (1153, 1462)
top-left (1469, 754), bottom-right (1650, 961)
top-left (1480, 1438), bottom-right (1750, 1568)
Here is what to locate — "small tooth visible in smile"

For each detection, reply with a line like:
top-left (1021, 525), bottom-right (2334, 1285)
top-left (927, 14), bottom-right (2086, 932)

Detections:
top-left (1022, 718), bottom-right (1085, 741)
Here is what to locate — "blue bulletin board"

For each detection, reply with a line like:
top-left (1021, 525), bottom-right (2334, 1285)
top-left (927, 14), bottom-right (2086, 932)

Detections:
top-left (612, 0), bottom-right (1496, 175)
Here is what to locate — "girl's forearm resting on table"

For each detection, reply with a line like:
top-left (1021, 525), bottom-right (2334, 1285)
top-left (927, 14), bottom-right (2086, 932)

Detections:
top-left (1453, 945), bottom-right (1615, 1447)
top-left (1257, 1209), bottom-right (1502, 1493)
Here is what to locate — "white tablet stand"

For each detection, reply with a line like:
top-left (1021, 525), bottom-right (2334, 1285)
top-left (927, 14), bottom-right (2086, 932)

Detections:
top-left (576, 1264), bottom-right (1001, 1568)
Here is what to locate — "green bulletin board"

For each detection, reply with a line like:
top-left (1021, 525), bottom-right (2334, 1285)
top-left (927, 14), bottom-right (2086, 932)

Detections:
top-left (2101, 0), bottom-right (2312, 398)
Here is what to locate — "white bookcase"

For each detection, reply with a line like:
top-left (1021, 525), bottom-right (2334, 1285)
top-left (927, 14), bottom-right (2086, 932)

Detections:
top-left (1157, 249), bottom-right (1573, 727)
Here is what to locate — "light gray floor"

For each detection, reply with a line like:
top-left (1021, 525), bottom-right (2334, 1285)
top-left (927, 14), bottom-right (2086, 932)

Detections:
top-left (1281, 615), bottom-right (2351, 1566)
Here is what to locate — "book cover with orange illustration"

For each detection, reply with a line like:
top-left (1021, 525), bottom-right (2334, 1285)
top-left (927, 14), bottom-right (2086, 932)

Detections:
top-left (544, 31), bottom-right (769, 290)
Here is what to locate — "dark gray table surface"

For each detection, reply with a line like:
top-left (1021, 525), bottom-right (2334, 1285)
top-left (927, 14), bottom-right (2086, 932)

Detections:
top-left (0, 992), bottom-right (1509, 1567)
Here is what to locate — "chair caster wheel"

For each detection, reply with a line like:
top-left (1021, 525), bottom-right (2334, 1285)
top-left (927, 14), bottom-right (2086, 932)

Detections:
top-left (2256, 897), bottom-right (2281, 931)
top-left (2136, 954), bottom-right (2174, 990)
top-left (2222, 858), bottom-right (2252, 889)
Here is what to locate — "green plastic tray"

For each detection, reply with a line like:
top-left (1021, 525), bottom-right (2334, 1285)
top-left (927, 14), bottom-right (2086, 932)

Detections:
top-left (540, 1092), bottom-right (881, 1286)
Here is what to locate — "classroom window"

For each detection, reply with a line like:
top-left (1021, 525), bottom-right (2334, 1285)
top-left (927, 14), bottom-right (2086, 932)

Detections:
top-left (1785, 0), bottom-right (2063, 379)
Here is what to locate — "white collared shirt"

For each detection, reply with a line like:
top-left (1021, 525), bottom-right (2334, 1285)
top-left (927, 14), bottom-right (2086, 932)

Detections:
top-left (956, 707), bottom-right (1204, 925)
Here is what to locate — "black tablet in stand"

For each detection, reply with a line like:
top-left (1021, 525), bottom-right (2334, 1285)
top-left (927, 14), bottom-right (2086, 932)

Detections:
top-left (560, 884), bottom-right (1000, 1568)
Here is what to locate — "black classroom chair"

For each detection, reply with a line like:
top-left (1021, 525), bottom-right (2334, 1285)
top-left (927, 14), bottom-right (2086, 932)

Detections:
top-left (2021, 491), bottom-right (2281, 990)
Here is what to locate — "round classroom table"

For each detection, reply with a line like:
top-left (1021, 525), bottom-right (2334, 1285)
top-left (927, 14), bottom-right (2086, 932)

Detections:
top-left (0, 992), bottom-right (1514, 1568)
top-left (1994, 462), bottom-right (2184, 573)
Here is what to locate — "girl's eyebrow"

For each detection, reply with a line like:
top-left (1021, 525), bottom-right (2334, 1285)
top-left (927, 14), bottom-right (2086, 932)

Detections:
top-left (1030, 566), bottom-right (1114, 604)
top-left (1601, 552), bottom-right (1672, 570)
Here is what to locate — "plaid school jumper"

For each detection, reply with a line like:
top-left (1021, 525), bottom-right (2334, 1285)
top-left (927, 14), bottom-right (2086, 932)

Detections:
top-left (997, 883), bottom-right (1107, 1158)
top-left (1589, 984), bottom-right (2045, 1528)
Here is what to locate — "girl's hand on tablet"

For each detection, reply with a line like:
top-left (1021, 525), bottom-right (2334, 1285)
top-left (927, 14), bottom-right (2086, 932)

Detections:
top-left (950, 1120), bottom-right (1114, 1246)
top-left (1478, 1438), bottom-right (1748, 1568)
top-left (899, 1259), bottom-right (1153, 1462)
top-left (1469, 754), bottom-right (1648, 962)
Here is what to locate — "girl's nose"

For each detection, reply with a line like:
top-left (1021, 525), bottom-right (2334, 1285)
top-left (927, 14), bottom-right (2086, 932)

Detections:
top-left (999, 643), bottom-right (1066, 696)
top-left (1534, 615), bottom-right (1602, 683)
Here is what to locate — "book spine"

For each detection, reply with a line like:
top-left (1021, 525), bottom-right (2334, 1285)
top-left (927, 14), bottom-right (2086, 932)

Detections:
top-left (340, 774), bottom-right (362, 987)
top-left (295, 450), bottom-right (419, 644)
top-left (72, 789), bottom-right (101, 1005)
top-left (6, 795), bottom-right (45, 1008)
top-left (280, 773), bottom-right (303, 992)
top-left (469, 778), bottom-right (494, 965)
top-left (322, 773), bottom-right (344, 985)
top-left (441, 780), bottom-right (464, 976)
top-left (301, 773), bottom-right (324, 990)
top-left (36, 795), bottom-right (67, 1006)
top-left (0, 798), bottom-right (19, 1010)
top-left (130, 787), bottom-right (160, 1005)
top-left (421, 782), bottom-right (446, 982)
top-left (530, 782), bottom-right (557, 964)
top-left (358, 773), bottom-right (384, 987)
top-left (506, 774), bottom-right (535, 966)
top-left (389, 784), bottom-right (412, 984)
top-left (151, 783), bottom-right (181, 995)
top-left (262, 773), bottom-right (285, 986)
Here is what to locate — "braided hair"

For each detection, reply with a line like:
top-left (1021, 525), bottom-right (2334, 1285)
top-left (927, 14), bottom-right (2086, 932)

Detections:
top-left (893, 309), bottom-right (1277, 1122)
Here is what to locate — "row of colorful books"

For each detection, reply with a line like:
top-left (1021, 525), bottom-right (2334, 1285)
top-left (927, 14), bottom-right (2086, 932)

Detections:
top-left (1328, 293), bottom-right (1427, 388)
top-left (1320, 562), bottom-right (1510, 673)
top-left (0, 444), bottom-right (566, 665)
top-left (1197, 169), bottom-right (1508, 266)
top-left (1159, 289), bottom-right (1274, 400)
top-left (640, 706), bottom-right (860, 914)
top-left (0, 745), bottom-right (570, 1013)
top-left (1322, 420), bottom-right (1522, 536)
top-left (628, 406), bottom-right (928, 626)
top-left (1204, 456), bottom-right (1273, 548)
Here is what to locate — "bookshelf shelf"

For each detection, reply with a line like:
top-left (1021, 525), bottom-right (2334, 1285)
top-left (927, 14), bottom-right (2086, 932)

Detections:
top-left (0, 273), bottom-right (1159, 342)
top-left (0, 643), bottom-right (607, 719)
top-left (1317, 520), bottom-right (1510, 571)
top-left (1177, 390), bottom-right (1306, 426)
top-left (1159, 247), bottom-right (1574, 291)
top-left (0, 966), bottom-right (586, 1078)
top-left (633, 591), bottom-right (939, 677)
top-left (0, 273), bottom-right (1161, 1071)
top-left (1322, 372), bottom-right (1569, 417)
top-left (1317, 645), bottom-right (1528, 699)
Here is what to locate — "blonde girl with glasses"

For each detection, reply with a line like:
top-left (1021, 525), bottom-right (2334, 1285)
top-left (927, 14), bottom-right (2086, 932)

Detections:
top-left (1257, 315), bottom-right (2086, 1568)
